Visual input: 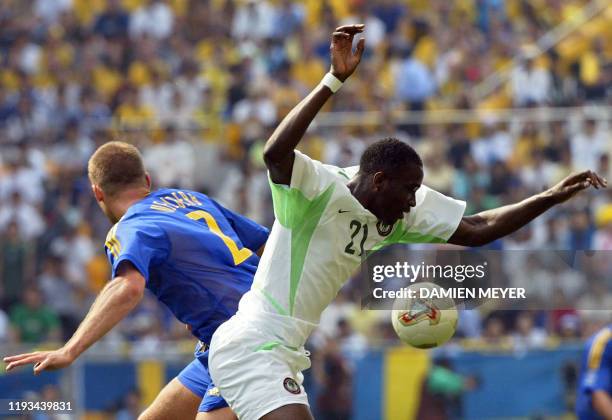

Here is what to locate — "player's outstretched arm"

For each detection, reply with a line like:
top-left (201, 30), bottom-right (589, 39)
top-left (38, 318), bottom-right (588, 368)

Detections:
top-left (263, 24), bottom-right (365, 185)
top-left (593, 390), bottom-right (612, 419)
top-left (448, 170), bottom-right (607, 246)
top-left (3, 262), bottom-right (145, 374)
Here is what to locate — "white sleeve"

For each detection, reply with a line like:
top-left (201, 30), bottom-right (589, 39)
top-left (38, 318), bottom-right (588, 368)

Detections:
top-left (267, 150), bottom-right (338, 227)
top-left (400, 185), bottom-right (466, 243)
top-left (274, 150), bottom-right (337, 199)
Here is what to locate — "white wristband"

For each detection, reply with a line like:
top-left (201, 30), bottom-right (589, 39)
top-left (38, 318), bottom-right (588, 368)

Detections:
top-left (321, 73), bottom-right (343, 93)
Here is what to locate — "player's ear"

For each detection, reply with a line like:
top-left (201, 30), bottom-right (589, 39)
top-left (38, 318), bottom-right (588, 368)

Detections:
top-left (144, 173), bottom-right (151, 190)
top-left (92, 184), bottom-right (104, 202)
top-left (372, 171), bottom-right (385, 192)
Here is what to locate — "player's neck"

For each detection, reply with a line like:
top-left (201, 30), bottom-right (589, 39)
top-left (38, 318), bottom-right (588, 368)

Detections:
top-left (109, 187), bottom-right (150, 222)
top-left (347, 176), bottom-right (374, 212)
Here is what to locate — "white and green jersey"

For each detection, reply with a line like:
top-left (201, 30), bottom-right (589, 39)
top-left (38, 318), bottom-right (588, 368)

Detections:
top-left (238, 150), bottom-right (466, 346)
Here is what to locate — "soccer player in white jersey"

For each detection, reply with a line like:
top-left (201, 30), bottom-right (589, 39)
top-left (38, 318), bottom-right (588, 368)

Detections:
top-left (208, 24), bottom-right (607, 420)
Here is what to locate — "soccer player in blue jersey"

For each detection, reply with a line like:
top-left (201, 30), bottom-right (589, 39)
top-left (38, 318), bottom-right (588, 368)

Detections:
top-left (576, 323), bottom-right (612, 419)
top-left (4, 141), bottom-right (267, 420)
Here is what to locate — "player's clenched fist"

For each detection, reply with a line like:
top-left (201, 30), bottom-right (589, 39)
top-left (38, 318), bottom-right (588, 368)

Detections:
top-left (330, 24), bottom-right (365, 82)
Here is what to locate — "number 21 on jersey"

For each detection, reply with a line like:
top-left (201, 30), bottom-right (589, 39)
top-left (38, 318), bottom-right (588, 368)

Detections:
top-left (344, 219), bottom-right (368, 257)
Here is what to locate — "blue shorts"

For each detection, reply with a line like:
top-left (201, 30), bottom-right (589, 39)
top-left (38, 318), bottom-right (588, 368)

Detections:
top-left (177, 344), bottom-right (228, 412)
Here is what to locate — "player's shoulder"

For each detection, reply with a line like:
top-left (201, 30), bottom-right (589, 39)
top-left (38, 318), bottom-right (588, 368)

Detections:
top-left (108, 214), bottom-right (162, 245)
top-left (113, 191), bottom-right (187, 233)
top-left (585, 325), bottom-right (612, 353)
top-left (127, 189), bottom-right (211, 217)
top-left (295, 150), bottom-right (358, 186)
top-left (584, 326), bottom-right (612, 369)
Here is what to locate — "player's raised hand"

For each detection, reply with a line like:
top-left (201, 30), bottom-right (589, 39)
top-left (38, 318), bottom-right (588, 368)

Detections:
top-left (548, 170), bottom-right (608, 203)
top-left (330, 24), bottom-right (366, 81)
top-left (4, 348), bottom-right (74, 375)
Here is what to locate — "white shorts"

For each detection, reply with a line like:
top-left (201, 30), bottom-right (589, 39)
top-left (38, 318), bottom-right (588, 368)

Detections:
top-left (208, 313), bottom-right (312, 420)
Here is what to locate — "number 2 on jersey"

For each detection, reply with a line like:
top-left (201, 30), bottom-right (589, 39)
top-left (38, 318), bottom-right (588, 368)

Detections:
top-left (186, 210), bottom-right (252, 265)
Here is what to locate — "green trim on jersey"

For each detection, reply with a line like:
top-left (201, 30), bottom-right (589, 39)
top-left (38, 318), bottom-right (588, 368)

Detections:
top-left (337, 169), bottom-right (350, 179)
top-left (253, 340), bottom-right (299, 352)
top-left (269, 180), bottom-right (336, 316)
top-left (254, 341), bottom-right (281, 352)
top-left (255, 286), bottom-right (289, 316)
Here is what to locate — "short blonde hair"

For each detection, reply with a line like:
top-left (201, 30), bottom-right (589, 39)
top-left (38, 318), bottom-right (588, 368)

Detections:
top-left (88, 141), bottom-right (147, 196)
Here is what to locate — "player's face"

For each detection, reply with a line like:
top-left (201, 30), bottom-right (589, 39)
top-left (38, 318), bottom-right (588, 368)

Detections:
top-left (373, 164), bottom-right (423, 225)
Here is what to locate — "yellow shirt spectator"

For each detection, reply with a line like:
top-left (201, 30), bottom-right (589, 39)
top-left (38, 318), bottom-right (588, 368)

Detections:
top-left (580, 50), bottom-right (600, 86)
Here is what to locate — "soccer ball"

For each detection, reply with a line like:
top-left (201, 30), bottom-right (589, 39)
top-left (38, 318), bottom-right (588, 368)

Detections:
top-left (391, 282), bottom-right (458, 349)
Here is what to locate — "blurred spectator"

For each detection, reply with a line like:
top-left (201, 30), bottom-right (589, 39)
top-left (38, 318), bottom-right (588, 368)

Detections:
top-left (34, 0), bottom-right (72, 26)
top-left (594, 204), bottom-right (612, 250)
top-left (50, 119), bottom-right (94, 176)
top-left (0, 307), bottom-right (13, 344)
top-left (577, 280), bottom-right (612, 327)
top-left (336, 318), bottom-right (367, 365)
top-left (479, 315), bottom-right (511, 348)
top-left (568, 208), bottom-right (595, 250)
top-left (512, 312), bottom-right (548, 351)
top-left (447, 125), bottom-right (473, 171)
top-left (455, 309), bottom-right (482, 339)
top-left (394, 47), bottom-right (435, 134)
top-left (520, 150), bottom-right (559, 191)
top-left (340, 4), bottom-right (386, 49)
top-left (32, 384), bottom-right (73, 420)
top-left (313, 338), bottom-right (353, 420)
top-left (50, 224), bottom-right (95, 286)
top-left (510, 55), bottom-right (552, 106)
top-left (232, 0), bottom-right (276, 41)
top-left (122, 293), bottom-right (167, 357)
top-left (175, 59), bottom-right (209, 113)
top-left (453, 156), bottom-right (487, 204)
top-left (417, 358), bottom-right (478, 420)
top-left (579, 39), bottom-right (608, 101)
top-left (271, 0), bottom-right (305, 39)
top-left (472, 120), bottom-right (515, 167)
top-left (143, 125), bottom-right (196, 189)
top-left (93, 0), bottom-right (129, 39)
top-left (0, 191), bottom-right (45, 240)
top-left (38, 256), bottom-right (81, 340)
top-left (9, 287), bottom-right (61, 343)
top-left (232, 86), bottom-right (277, 132)
top-left (115, 389), bottom-right (143, 420)
top-left (129, 0), bottom-right (174, 40)
top-left (422, 149), bottom-right (454, 195)
top-left (0, 220), bottom-right (35, 308)
top-left (0, 150), bottom-right (45, 205)
top-left (570, 118), bottom-right (607, 172)
top-left (557, 313), bottom-right (582, 340)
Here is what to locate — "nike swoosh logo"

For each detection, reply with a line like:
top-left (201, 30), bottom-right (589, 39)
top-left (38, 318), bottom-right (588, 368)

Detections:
top-left (338, 209), bottom-right (350, 214)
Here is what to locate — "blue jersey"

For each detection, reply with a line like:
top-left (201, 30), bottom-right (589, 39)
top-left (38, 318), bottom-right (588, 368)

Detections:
top-left (104, 189), bottom-right (269, 344)
top-left (576, 325), bottom-right (612, 420)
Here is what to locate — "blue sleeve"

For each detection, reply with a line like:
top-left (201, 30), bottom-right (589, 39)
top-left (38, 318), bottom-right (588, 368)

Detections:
top-left (211, 200), bottom-right (269, 252)
top-left (105, 219), bottom-right (170, 282)
top-left (583, 338), bottom-right (612, 393)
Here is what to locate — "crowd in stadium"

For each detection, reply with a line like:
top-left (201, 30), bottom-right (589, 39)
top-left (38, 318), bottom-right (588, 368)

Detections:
top-left (0, 0), bottom-right (611, 372)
